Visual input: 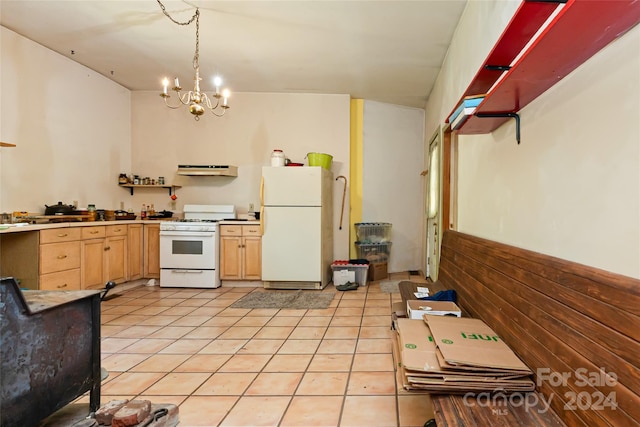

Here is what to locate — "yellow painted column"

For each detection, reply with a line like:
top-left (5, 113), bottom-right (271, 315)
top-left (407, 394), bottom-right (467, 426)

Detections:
top-left (350, 99), bottom-right (364, 259)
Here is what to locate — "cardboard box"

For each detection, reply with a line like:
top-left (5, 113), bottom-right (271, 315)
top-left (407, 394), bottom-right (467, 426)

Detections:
top-left (394, 317), bottom-right (534, 393)
top-left (424, 315), bottom-right (532, 373)
top-left (368, 262), bottom-right (388, 281)
top-left (406, 300), bottom-right (462, 319)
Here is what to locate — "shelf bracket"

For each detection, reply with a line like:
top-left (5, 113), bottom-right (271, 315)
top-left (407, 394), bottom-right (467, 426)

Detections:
top-left (128, 187), bottom-right (134, 196)
top-left (475, 113), bottom-right (521, 144)
top-left (168, 187), bottom-right (174, 196)
top-left (484, 65), bottom-right (511, 71)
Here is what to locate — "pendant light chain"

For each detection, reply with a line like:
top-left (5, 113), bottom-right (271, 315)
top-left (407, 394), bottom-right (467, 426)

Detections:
top-left (156, 0), bottom-right (198, 26)
top-left (155, 0), bottom-right (200, 70)
top-left (194, 12), bottom-right (200, 70)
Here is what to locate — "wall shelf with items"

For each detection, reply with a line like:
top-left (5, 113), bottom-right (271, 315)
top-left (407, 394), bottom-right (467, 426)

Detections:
top-left (448, 0), bottom-right (640, 142)
top-left (119, 184), bottom-right (181, 196)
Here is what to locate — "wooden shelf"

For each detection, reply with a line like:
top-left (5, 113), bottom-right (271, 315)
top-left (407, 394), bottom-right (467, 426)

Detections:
top-left (119, 184), bottom-right (181, 196)
top-left (450, 0), bottom-right (640, 138)
top-left (1, 142), bottom-right (17, 147)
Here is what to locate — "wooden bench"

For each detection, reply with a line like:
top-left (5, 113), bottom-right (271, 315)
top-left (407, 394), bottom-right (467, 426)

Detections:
top-left (398, 230), bottom-right (639, 426)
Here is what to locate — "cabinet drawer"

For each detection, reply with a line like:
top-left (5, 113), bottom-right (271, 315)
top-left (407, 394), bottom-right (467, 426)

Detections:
top-left (40, 228), bottom-right (81, 244)
top-left (106, 225), bottom-right (127, 237)
top-left (242, 225), bottom-right (262, 236)
top-left (81, 226), bottom-right (106, 239)
top-left (40, 268), bottom-right (81, 291)
top-left (220, 225), bottom-right (242, 236)
top-left (40, 242), bottom-right (81, 274)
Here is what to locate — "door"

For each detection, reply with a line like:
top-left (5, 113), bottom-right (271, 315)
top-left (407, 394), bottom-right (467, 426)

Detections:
top-left (81, 239), bottom-right (106, 289)
top-left (159, 231), bottom-right (216, 270)
top-left (106, 235), bottom-right (128, 283)
top-left (243, 235), bottom-right (262, 280)
top-left (220, 235), bottom-right (242, 279)
top-left (144, 224), bottom-right (160, 278)
top-left (426, 132), bottom-right (441, 280)
top-left (262, 166), bottom-right (323, 207)
top-left (128, 224), bottom-right (143, 280)
top-left (262, 206), bottom-right (321, 281)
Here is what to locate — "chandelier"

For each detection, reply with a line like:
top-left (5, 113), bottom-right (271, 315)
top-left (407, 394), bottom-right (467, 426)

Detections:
top-left (157, 1), bottom-right (230, 120)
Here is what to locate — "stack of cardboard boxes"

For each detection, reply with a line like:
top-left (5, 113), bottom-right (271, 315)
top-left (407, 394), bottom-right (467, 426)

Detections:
top-left (392, 309), bottom-right (535, 393)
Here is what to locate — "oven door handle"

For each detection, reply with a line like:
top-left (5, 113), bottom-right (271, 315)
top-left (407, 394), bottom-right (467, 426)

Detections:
top-left (168, 269), bottom-right (205, 273)
top-left (160, 231), bottom-right (214, 238)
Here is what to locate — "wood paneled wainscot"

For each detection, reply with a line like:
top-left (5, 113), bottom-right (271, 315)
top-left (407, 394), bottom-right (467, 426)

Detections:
top-left (143, 223), bottom-right (160, 279)
top-left (81, 225), bottom-right (128, 289)
top-left (39, 228), bottom-right (81, 291)
top-left (220, 224), bottom-right (262, 281)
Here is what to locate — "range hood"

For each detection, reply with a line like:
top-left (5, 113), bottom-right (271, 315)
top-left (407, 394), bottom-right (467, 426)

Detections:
top-left (177, 165), bottom-right (238, 176)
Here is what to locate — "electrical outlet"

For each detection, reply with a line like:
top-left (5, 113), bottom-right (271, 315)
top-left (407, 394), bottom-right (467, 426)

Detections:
top-left (249, 203), bottom-right (254, 212)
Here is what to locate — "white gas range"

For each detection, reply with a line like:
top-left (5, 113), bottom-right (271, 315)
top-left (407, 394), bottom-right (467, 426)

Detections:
top-left (159, 204), bottom-right (236, 288)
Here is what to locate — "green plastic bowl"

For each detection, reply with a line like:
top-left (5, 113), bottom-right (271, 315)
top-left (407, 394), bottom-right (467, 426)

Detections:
top-left (307, 152), bottom-right (333, 170)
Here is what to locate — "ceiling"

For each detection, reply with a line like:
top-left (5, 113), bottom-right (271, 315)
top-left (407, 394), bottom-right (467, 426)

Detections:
top-left (0, 1), bottom-right (467, 108)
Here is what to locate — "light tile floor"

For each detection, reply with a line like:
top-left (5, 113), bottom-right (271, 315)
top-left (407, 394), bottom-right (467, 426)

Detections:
top-left (87, 272), bottom-right (434, 426)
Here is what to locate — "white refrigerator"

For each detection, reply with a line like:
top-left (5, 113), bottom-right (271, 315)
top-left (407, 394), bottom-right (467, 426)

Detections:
top-left (260, 166), bottom-right (333, 289)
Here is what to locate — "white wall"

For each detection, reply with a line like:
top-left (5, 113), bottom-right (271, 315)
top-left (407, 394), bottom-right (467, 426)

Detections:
top-left (131, 91), bottom-right (351, 260)
top-left (425, 4), bottom-right (640, 279)
top-left (0, 27), bottom-right (132, 213)
top-left (362, 100), bottom-right (425, 273)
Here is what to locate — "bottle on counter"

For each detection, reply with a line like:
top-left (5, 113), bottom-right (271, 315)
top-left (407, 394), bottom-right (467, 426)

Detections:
top-left (149, 204), bottom-right (156, 216)
top-left (141, 204), bottom-right (147, 219)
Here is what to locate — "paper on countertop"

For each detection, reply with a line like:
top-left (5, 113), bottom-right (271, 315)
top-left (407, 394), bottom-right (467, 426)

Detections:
top-left (414, 286), bottom-right (429, 298)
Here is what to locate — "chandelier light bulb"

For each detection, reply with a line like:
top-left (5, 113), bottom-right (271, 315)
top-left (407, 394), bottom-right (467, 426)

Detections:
top-left (162, 78), bottom-right (169, 95)
top-left (222, 89), bottom-right (230, 107)
top-left (213, 76), bottom-right (222, 87)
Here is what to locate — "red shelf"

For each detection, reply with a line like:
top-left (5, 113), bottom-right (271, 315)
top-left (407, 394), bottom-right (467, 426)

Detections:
top-left (450, 0), bottom-right (640, 136)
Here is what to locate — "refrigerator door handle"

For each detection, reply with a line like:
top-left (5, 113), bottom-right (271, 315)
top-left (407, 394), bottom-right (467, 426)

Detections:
top-left (260, 176), bottom-right (264, 207)
top-left (260, 206), bottom-right (265, 235)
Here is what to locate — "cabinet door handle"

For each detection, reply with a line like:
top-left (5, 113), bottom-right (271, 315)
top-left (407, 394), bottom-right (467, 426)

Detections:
top-left (114, 228), bottom-right (122, 232)
top-left (90, 230), bottom-right (99, 234)
top-left (57, 283), bottom-right (68, 289)
top-left (57, 254), bottom-right (68, 259)
top-left (57, 233), bottom-right (68, 237)
top-left (104, 246), bottom-right (111, 251)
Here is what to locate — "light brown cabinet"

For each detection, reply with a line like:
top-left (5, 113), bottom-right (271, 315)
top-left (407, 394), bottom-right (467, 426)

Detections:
top-left (106, 225), bottom-right (128, 284)
top-left (144, 223), bottom-right (160, 279)
top-left (80, 225), bottom-right (128, 289)
top-left (2, 222), bottom-right (159, 290)
top-left (39, 228), bottom-right (82, 291)
top-left (220, 224), bottom-right (262, 281)
top-left (81, 226), bottom-right (106, 289)
top-left (128, 224), bottom-right (143, 281)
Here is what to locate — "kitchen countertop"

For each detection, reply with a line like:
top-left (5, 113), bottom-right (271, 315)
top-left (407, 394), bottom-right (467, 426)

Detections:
top-left (220, 220), bottom-right (261, 225)
top-left (0, 219), bottom-right (165, 234)
top-left (0, 218), bottom-right (261, 234)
